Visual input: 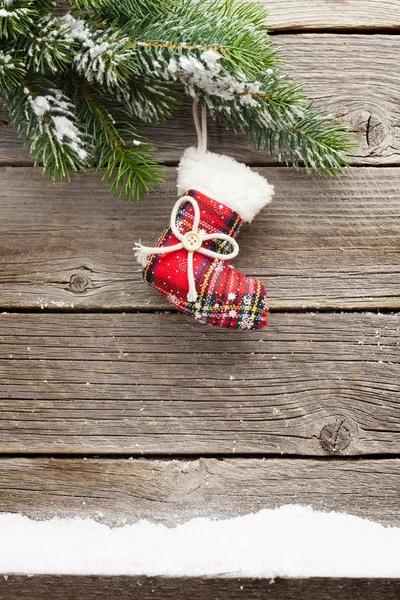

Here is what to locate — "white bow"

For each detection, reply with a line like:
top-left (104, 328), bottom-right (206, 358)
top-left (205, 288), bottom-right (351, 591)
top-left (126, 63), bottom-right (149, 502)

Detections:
top-left (134, 195), bottom-right (239, 302)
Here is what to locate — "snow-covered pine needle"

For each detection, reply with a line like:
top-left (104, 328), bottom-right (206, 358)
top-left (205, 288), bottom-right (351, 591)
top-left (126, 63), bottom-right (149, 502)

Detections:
top-left (0, 49), bottom-right (25, 91)
top-left (4, 82), bottom-right (89, 180)
top-left (24, 14), bottom-right (79, 74)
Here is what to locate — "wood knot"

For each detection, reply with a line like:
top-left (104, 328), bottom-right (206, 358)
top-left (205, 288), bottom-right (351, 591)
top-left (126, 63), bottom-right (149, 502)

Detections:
top-left (320, 419), bottom-right (351, 455)
top-left (341, 108), bottom-right (390, 157)
top-left (69, 273), bottom-right (91, 294)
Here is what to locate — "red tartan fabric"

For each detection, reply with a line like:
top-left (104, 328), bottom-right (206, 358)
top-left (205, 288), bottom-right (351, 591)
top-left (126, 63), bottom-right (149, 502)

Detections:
top-left (143, 190), bottom-right (268, 329)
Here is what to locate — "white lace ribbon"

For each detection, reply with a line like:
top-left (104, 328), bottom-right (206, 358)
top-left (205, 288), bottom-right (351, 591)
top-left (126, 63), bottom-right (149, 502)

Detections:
top-left (134, 195), bottom-right (239, 302)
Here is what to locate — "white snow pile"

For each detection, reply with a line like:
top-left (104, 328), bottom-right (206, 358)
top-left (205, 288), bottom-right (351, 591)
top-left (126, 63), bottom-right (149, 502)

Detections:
top-left (1, 505), bottom-right (400, 577)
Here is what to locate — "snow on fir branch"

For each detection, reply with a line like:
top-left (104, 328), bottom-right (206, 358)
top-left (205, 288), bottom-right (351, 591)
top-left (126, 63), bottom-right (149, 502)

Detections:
top-left (25, 87), bottom-right (88, 161)
top-left (0, 49), bottom-right (25, 91)
top-left (5, 81), bottom-right (89, 180)
top-left (26, 15), bottom-right (80, 73)
top-left (0, 0), bottom-right (357, 201)
top-left (164, 51), bottom-right (263, 105)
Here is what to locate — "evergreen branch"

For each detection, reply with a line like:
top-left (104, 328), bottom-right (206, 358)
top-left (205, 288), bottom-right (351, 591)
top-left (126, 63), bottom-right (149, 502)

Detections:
top-left (224, 100), bottom-right (355, 176)
top-left (0, 0), bottom-right (38, 39)
top-left (53, 14), bottom-right (180, 123)
top-left (61, 1), bottom-right (355, 174)
top-left (1, 0), bottom-right (357, 199)
top-left (0, 50), bottom-right (25, 92)
top-left (70, 0), bottom-right (180, 20)
top-left (69, 74), bottom-right (164, 200)
top-left (23, 15), bottom-right (78, 73)
top-left (117, 78), bottom-right (180, 124)
top-left (32, 0), bottom-right (57, 14)
top-left (91, 0), bottom-right (278, 79)
top-left (134, 40), bottom-right (226, 52)
top-left (149, 49), bottom-right (355, 175)
top-left (4, 77), bottom-right (89, 180)
top-left (59, 14), bottom-right (139, 89)
top-left (74, 28), bottom-right (138, 88)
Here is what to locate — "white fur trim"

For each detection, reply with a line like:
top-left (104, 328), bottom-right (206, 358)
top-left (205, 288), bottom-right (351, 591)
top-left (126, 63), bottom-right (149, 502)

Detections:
top-left (177, 147), bottom-right (274, 223)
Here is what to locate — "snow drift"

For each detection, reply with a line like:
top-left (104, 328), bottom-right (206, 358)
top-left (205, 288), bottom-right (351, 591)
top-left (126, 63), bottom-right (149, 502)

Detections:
top-left (1, 505), bottom-right (399, 577)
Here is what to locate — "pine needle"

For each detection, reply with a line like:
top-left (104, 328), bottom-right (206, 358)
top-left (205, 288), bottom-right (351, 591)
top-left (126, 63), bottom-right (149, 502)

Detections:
top-left (0, 0), bottom-right (357, 200)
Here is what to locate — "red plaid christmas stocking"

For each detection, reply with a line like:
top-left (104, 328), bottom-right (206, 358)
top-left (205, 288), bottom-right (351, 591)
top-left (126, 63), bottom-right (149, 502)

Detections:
top-left (135, 147), bottom-right (274, 329)
top-left (135, 102), bottom-right (274, 329)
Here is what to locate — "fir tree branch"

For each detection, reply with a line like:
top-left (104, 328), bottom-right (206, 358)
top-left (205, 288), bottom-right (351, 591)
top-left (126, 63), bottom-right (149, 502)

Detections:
top-left (23, 15), bottom-right (79, 73)
top-left (58, 14), bottom-right (139, 90)
top-left (1, 0), bottom-right (357, 198)
top-left (69, 0), bottom-right (355, 174)
top-left (0, 0), bottom-right (38, 39)
top-left (4, 77), bottom-right (89, 180)
top-left (69, 73), bottom-right (164, 200)
top-left (74, 28), bottom-right (138, 88)
top-left (219, 99), bottom-right (356, 176)
top-left (70, 0), bottom-right (180, 20)
top-left (89, 0), bottom-right (278, 79)
top-left (165, 61), bottom-right (356, 175)
top-left (0, 50), bottom-right (25, 92)
top-left (117, 78), bottom-right (180, 124)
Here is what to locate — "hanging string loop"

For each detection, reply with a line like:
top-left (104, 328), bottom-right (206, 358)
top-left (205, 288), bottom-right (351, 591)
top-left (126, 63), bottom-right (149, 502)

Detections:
top-left (192, 97), bottom-right (208, 153)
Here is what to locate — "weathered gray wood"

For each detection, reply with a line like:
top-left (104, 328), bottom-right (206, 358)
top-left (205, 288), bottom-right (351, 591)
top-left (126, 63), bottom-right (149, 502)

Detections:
top-left (0, 312), bottom-right (399, 455)
top-left (1, 35), bottom-right (399, 166)
top-left (1, 457), bottom-right (400, 526)
top-left (265, 0), bottom-right (400, 30)
top-left (2, 576), bottom-right (400, 600)
top-left (0, 118), bottom-right (31, 165)
top-left (0, 167), bottom-right (399, 311)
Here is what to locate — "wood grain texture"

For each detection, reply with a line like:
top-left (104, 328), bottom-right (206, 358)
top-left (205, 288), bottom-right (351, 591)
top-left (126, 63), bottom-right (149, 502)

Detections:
top-left (265, 0), bottom-right (400, 30)
top-left (0, 167), bottom-right (399, 311)
top-left (2, 576), bottom-right (400, 600)
top-left (1, 312), bottom-right (399, 455)
top-left (1, 35), bottom-right (399, 166)
top-left (1, 457), bottom-right (400, 526)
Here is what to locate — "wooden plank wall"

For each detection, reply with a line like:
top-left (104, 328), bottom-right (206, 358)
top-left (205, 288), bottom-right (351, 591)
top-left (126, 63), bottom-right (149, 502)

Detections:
top-left (0, 2), bottom-right (400, 598)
